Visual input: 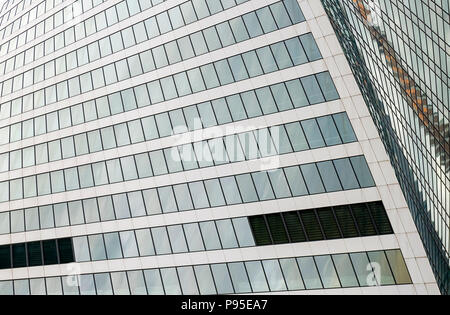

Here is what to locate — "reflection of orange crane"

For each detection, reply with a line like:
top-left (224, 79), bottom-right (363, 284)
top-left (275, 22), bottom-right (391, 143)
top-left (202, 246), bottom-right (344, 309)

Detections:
top-left (351, 0), bottom-right (449, 172)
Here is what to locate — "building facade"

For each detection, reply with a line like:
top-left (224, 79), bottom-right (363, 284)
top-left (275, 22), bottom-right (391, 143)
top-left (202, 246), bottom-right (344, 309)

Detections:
top-left (320, 0), bottom-right (449, 294)
top-left (0, 0), bottom-right (441, 295)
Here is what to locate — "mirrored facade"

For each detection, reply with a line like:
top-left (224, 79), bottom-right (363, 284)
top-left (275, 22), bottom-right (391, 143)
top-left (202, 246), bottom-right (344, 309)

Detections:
top-left (321, 0), bottom-right (449, 294)
top-left (0, 0), bottom-right (440, 295)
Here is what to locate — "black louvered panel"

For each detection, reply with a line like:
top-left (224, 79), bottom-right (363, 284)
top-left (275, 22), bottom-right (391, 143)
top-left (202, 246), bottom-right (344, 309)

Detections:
top-left (248, 216), bottom-right (273, 246)
top-left (266, 213), bottom-right (289, 244)
top-left (368, 201), bottom-right (393, 235)
top-left (299, 210), bottom-right (324, 241)
top-left (283, 212), bottom-right (307, 243)
top-left (57, 238), bottom-right (75, 264)
top-left (0, 245), bottom-right (11, 269)
top-left (27, 241), bottom-right (43, 267)
top-left (351, 203), bottom-right (377, 236)
top-left (12, 243), bottom-right (26, 268)
top-left (317, 208), bottom-right (342, 239)
top-left (43, 240), bottom-right (58, 265)
top-left (333, 205), bottom-right (359, 238)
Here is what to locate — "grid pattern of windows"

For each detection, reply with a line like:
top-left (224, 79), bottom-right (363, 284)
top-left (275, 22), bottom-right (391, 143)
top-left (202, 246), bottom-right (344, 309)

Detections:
top-left (0, 238), bottom-right (74, 269)
top-left (0, 31), bottom-right (320, 122)
top-left (0, 110), bottom-right (352, 172)
top-left (0, 0), bottom-right (420, 296)
top-left (0, 0), bottom-right (64, 34)
top-left (0, 71), bottom-right (338, 148)
top-left (0, 250), bottom-right (412, 295)
top-left (0, 153), bottom-right (374, 202)
top-left (0, 0), bottom-right (302, 91)
top-left (0, 201), bottom-right (393, 267)
top-left (0, 0), bottom-right (165, 59)
top-left (0, 156), bottom-right (375, 234)
top-left (249, 201), bottom-right (394, 245)
top-left (322, 0), bottom-right (449, 294)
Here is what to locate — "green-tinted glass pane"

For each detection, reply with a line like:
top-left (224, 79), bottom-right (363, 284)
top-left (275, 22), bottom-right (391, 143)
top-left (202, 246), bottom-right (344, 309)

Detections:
top-left (12, 244), bottom-right (27, 268)
top-left (0, 245), bottom-right (11, 269)
top-left (283, 212), bottom-right (306, 243)
top-left (299, 210), bottom-right (324, 241)
top-left (248, 216), bottom-right (272, 246)
top-left (317, 208), bottom-right (342, 239)
top-left (43, 240), bottom-right (58, 265)
top-left (266, 214), bottom-right (289, 244)
top-left (58, 238), bottom-right (75, 264)
top-left (27, 242), bottom-right (43, 267)
top-left (368, 202), bottom-right (393, 235)
top-left (333, 205), bottom-right (359, 238)
top-left (351, 203), bottom-right (377, 236)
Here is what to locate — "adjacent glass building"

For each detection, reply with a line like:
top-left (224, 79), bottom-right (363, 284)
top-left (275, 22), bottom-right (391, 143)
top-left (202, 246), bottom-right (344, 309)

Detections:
top-left (320, 0), bottom-right (449, 294)
top-left (0, 0), bottom-right (441, 294)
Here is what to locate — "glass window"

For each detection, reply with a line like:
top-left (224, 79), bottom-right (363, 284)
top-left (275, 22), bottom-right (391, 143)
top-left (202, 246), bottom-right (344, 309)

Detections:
top-left (216, 219), bottom-right (238, 249)
top-left (317, 115), bottom-right (342, 146)
top-left (135, 229), bottom-right (155, 256)
top-left (94, 273), bottom-right (113, 295)
top-left (301, 75), bottom-right (324, 104)
top-left (119, 231), bottom-right (139, 258)
top-left (83, 199), bottom-right (100, 223)
top-left (190, 31), bottom-right (208, 56)
top-left (183, 223), bottom-right (205, 251)
top-left (219, 177), bottom-right (241, 205)
top-left (256, 7), bottom-right (277, 33)
top-left (300, 33), bottom-right (322, 61)
top-left (144, 270), bottom-right (164, 295)
top-left (317, 161), bottom-right (342, 192)
top-left (245, 261), bottom-right (269, 292)
top-left (211, 264), bottom-right (234, 294)
top-left (73, 237), bottom-right (90, 262)
top-left (204, 179), bottom-right (225, 207)
top-left (385, 250), bottom-right (412, 284)
top-left (111, 272), bottom-right (130, 295)
top-left (333, 158), bottom-right (360, 190)
top-left (88, 234), bottom-right (107, 261)
top-left (285, 122), bottom-right (309, 151)
top-left (160, 268), bottom-right (181, 295)
top-left (98, 196), bottom-right (116, 221)
top-left (112, 194), bottom-right (131, 219)
top-left (297, 257), bottom-right (322, 289)
top-left (367, 251), bottom-right (395, 285)
top-left (332, 254), bottom-right (359, 288)
top-left (151, 227), bottom-right (172, 255)
top-left (104, 233), bottom-right (122, 259)
top-left (252, 171), bottom-right (275, 201)
top-left (188, 182), bottom-right (209, 209)
top-left (158, 186), bottom-right (177, 213)
top-left (228, 262), bottom-right (251, 293)
top-left (279, 258), bottom-right (304, 290)
top-left (199, 221), bottom-right (221, 250)
top-left (194, 265), bottom-right (216, 295)
top-left (128, 191), bottom-right (146, 217)
top-left (256, 46), bottom-right (277, 73)
top-left (268, 169), bottom-right (292, 198)
top-left (333, 113), bottom-right (356, 143)
top-left (262, 259), bottom-right (287, 291)
top-left (314, 255), bottom-right (341, 288)
top-left (350, 156), bottom-right (375, 188)
top-left (316, 72), bottom-right (339, 101)
top-left (178, 266), bottom-right (199, 295)
top-left (301, 119), bottom-right (325, 149)
top-left (167, 225), bottom-right (188, 253)
top-left (236, 174), bottom-right (258, 203)
top-left (127, 270), bottom-right (147, 295)
top-left (300, 163), bottom-right (325, 194)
